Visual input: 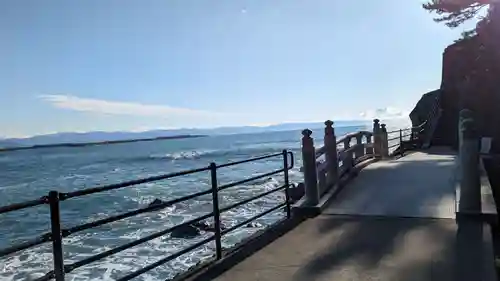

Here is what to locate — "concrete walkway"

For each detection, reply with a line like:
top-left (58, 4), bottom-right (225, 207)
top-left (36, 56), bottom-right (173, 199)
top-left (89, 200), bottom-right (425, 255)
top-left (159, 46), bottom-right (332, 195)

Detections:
top-left (213, 147), bottom-right (460, 281)
top-left (324, 147), bottom-right (457, 218)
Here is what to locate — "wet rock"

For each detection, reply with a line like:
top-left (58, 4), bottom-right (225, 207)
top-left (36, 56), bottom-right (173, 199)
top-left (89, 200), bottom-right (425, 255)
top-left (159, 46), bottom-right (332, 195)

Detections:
top-left (148, 198), bottom-right (165, 207)
top-left (286, 182), bottom-right (305, 203)
top-left (192, 221), bottom-right (211, 231)
top-left (170, 225), bottom-right (200, 238)
top-left (146, 198), bottom-right (167, 212)
top-left (192, 221), bottom-right (227, 232)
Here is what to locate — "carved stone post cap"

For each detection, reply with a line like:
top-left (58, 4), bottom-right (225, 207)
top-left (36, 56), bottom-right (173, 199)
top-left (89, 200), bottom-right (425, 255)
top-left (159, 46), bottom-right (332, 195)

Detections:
top-left (462, 119), bottom-right (478, 139)
top-left (302, 129), bottom-right (313, 137)
top-left (459, 108), bottom-right (473, 119)
top-left (381, 124), bottom-right (387, 133)
top-left (325, 120), bottom-right (334, 127)
top-left (373, 119), bottom-right (380, 124)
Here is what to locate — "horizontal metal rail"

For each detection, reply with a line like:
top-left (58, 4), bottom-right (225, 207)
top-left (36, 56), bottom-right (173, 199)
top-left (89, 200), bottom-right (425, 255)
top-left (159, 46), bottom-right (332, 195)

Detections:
top-left (218, 168), bottom-right (286, 191)
top-left (62, 189), bottom-right (213, 237)
top-left (62, 166), bottom-right (211, 200)
top-left (0, 233), bottom-right (52, 256)
top-left (117, 235), bottom-right (217, 281)
top-left (217, 152), bottom-right (283, 168)
top-left (0, 196), bottom-right (48, 215)
top-left (65, 212), bottom-right (215, 273)
top-left (0, 150), bottom-right (295, 281)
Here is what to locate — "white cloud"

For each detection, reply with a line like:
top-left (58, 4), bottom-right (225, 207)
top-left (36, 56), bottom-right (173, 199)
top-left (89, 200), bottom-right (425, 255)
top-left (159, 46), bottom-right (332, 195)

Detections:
top-left (39, 94), bottom-right (221, 118)
top-left (359, 107), bottom-right (409, 120)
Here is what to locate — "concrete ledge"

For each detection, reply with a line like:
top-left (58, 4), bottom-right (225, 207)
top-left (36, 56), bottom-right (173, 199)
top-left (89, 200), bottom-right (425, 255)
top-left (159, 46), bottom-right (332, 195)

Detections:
top-left (482, 222), bottom-right (497, 281)
top-left (177, 215), bottom-right (306, 281)
top-left (292, 157), bottom-right (378, 218)
top-left (455, 219), bottom-right (497, 281)
top-left (455, 157), bottom-right (498, 224)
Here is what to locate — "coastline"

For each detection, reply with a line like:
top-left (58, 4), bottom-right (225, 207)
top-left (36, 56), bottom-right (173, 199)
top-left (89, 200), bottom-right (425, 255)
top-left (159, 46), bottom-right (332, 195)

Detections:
top-left (0, 134), bottom-right (207, 152)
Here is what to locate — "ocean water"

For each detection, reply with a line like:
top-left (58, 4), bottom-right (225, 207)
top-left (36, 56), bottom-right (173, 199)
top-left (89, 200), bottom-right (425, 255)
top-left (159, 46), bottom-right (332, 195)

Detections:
top-left (0, 125), bottom-right (374, 281)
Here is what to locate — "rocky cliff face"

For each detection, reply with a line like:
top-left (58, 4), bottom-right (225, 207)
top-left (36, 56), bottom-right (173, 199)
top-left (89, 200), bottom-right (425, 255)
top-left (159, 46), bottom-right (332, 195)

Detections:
top-left (410, 27), bottom-right (500, 150)
top-left (409, 89), bottom-right (440, 127)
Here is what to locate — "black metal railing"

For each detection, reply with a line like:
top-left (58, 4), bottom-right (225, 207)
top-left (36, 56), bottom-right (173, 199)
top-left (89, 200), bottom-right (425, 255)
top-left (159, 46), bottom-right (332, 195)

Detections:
top-left (0, 150), bottom-right (294, 281)
top-left (387, 122), bottom-right (426, 157)
top-left (386, 95), bottom-right (442, 156)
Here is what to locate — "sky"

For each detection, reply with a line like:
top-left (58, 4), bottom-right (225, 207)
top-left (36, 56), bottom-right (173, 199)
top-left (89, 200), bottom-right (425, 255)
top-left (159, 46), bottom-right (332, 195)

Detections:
top-left (0, 0), bottom-right (473, 138)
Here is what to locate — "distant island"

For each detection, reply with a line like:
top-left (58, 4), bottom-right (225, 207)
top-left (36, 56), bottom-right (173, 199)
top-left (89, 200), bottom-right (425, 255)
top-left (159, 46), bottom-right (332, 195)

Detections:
top-left (0, 135), bottom-right (206, 152)
top-left (0, 120), bottom-right (379, 152)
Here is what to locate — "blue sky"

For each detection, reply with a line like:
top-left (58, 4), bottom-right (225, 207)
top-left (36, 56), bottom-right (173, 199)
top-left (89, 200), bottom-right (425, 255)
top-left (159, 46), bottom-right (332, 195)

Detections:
top-left (1, 0), bottom-right (470, 138)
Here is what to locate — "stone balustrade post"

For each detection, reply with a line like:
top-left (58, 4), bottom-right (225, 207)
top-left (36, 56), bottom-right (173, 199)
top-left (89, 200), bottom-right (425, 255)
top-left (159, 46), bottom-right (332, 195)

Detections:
top-left (381, 124), bottom-right (389, 159)
top-left (373, 119), bottom-right (381, 159)
top-left (366, 133), bottom-right (374, 155)
top-left (343, 137), bottom-right (353, 171)
top-left (323, 120), bottom-right (339, 187)
top-left (354, 133), bottom-right (364, 160)
top-left (458, 109), bottom-right (474, 154)
top-left (301, 129), bottom-right (319, 206)
top-left (458, 116), bottom-right (481, 213)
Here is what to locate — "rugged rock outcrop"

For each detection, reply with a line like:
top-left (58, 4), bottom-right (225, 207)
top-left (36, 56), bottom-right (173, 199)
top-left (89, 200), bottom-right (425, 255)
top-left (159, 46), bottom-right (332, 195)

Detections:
top-left (410, 29), bottom-right (500, 150)
top-left (409, 89), bottom-right (441, 128)
top-left (170, 225), bottom-right (201, 238)
top-left (284, 182), bottom-right (305, 204)
top-left (148, 198), bottom-right (166, 209)
top-left (192, 221), bottom-right (228, 232)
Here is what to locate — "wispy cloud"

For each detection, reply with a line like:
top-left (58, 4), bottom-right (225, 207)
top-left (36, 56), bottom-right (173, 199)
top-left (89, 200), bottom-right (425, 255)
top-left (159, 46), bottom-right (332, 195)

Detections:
top-left (359, 107), bottom-right (409, 120)
top-left (39, 94), bottom-right (221, 118)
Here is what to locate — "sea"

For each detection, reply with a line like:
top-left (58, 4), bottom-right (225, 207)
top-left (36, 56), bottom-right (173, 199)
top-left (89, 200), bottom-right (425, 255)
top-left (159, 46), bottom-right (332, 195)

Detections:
top-left (0, 123), bottom-right (406, 281)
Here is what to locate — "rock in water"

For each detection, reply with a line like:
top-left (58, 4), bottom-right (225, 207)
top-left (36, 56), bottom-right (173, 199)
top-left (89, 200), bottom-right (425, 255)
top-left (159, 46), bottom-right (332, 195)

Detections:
top-left (192, 221), bottom-right (211, 231)
top-left (286, 182), bottom-right (305, 203)
top-left (192, 221), bottom-right (227, 232)
top-left (147, 198), bottom-right (167, 212)
top-left (148, 198), bottom-right (165, 207)
top-left (170, 225), bottom-right (201, 238)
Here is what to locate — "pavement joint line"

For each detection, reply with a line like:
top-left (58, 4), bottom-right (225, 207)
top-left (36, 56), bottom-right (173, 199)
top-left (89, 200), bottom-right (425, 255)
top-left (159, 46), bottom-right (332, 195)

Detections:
top-left (318, 213), bottom-right (456, 221)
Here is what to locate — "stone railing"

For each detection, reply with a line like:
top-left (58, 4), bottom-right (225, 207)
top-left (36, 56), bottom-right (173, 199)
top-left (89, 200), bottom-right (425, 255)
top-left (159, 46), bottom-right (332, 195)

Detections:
top-left (300, 119), bottom-right (386, 207)
top-left (298, 116), bottom-right (440, 209)
top-left (455, 108), bottom-right (498, 281)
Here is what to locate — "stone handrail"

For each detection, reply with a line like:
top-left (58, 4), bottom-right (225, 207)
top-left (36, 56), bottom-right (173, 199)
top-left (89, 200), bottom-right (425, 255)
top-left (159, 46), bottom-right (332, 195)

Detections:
top-left (315, 131), bottom-right (372, 158)
top-left (300, 114), bottom-right (441, 207)
top-left (300, 120), bottom-right (382, 206)
top-left (299, 95), bottom-right (442, 208)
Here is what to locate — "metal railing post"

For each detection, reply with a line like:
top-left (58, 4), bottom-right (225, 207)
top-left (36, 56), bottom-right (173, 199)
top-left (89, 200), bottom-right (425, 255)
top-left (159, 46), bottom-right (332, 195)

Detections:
top-left (381, 124), bottom-right (389, 158)
top-left (373, 119), bottom-right (381, 159)
top-left (399, 129), bottom-right (404, 157)
top-left (324, 120), bottom-right (338, 187)
top-left (282, 150), bottom-right (291, 218)
top-left (301, 129), bottom-right (319, 206)
top-left (48, 191), bottom-right (65, 281)
top-left (209, 163), bottom-right (223, 259)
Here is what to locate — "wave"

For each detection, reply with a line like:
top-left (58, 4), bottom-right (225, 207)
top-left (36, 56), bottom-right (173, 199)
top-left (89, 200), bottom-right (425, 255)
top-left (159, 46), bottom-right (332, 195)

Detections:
top-left (149, 149), bottom-right (218, 160)
top-left (141, 145), bottom-right (299, 163)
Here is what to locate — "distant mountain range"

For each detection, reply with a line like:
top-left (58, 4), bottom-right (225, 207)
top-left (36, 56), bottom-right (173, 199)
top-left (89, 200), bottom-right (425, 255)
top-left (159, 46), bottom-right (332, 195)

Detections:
top-left (0, 120), bottom-right (370, 149)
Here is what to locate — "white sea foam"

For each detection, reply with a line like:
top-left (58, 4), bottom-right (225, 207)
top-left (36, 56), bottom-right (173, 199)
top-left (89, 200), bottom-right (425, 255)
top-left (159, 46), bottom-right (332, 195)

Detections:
top-left (150, 149), bottom-right (217, 160)
top-left (0, 132), bottom-right (305, 280)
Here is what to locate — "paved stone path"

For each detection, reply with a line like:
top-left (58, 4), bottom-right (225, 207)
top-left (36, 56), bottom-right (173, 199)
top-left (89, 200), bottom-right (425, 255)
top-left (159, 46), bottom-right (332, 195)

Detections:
top-left (214, 147), bottom-right (460, 281)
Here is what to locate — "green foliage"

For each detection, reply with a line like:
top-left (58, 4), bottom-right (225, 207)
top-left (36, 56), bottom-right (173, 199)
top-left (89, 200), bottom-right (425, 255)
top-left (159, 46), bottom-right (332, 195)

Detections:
top-left (422, 0), bottom-right (491, 39)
